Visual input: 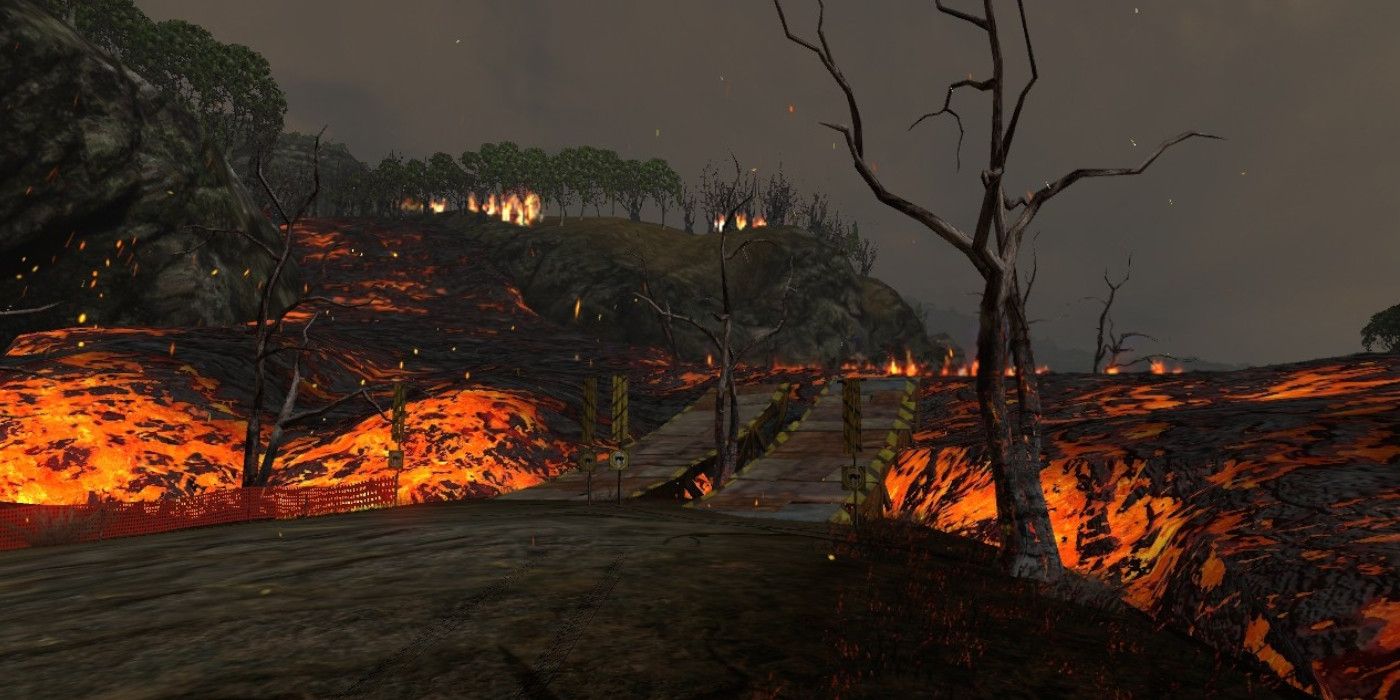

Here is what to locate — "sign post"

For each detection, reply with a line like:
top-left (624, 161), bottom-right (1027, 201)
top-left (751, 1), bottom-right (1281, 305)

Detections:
top-left (390, 382), bottom-right (408, 505)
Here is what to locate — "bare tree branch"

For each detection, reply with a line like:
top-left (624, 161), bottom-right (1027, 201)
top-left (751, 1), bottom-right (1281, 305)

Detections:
top-left (935, 0), bottom-right (989, 30)
top-left (908, 77), bottom-right (993, 170)
top-left (179, 224), bottom-right (278, 260)
top-left (634, 292), bottom-right (722, 350)
top-left (726, 238), bottom-right (775, 261)
top-left (775, 0), bottom-right (980, 270)
top-left (0, 302), bottom-right (60, 317)
top-left (1006, 132), bottom-right (1223, 212)
top-left (738, 258), bottom-right (797, 358)
top-left (1000, 0), bottom-right (1038, 156)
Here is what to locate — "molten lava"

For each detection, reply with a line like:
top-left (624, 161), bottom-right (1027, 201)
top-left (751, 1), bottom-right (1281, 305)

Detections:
top-left (887, 357), bottom-right (1400, 699)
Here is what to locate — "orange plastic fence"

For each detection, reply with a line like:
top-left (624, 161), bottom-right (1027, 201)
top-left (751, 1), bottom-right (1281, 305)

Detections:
top-left (0, 478), bottom-right (397, 551)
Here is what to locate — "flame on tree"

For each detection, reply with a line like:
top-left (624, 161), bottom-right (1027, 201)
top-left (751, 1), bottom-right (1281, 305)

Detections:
top-left (636, 156), bottom-right (796, 486)
top-left (776, 0), bottom-right (1218, 581)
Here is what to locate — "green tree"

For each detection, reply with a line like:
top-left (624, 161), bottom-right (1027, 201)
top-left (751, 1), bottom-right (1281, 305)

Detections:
top-left (618, 159), bottom-right (649, 222)
top-left (427, 152), bottom-right (466, 209)
top-left (372, 153), bottom-right (406, 216)
top-left (571, 146), bottom-right (605, 216)
top-left (548, 148), bottom-right (580, 223)
top-left (1362, 304), bottom-right (1400, 352)
top-left (519, 147), bottom-right (550, 197)
top-left (402, 158), bottom-right (429, 212)
top-left (643, 158), bottom-right (682, 227)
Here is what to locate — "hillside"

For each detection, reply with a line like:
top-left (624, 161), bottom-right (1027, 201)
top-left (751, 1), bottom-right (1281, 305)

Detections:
top-left (460, 214), bottom-right (951, 368)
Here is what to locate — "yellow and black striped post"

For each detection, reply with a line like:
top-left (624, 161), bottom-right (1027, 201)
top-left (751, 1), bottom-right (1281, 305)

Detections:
top-left (582, 377), bottom-right (597, 445)
top-left (581, 377), bottom-right (598, 504)
top-left (611, 375), bottom-right (630, 503)
top-left (611, 375), bottom-right (629, 445)
top-left (842, 378), bottom-right (862, 455)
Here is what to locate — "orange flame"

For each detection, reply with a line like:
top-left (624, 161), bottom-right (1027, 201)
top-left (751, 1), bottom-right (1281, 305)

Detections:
top-left (467, 192), bottom-right (480, 213)
top-left (428, 198), bottom-right (448, 214)
top-left (734, 213), bottom-right (748, 231)
top-left (713, 214), bottom-right (726, 232)
top-left (752, 215), bottom-right (768, 228)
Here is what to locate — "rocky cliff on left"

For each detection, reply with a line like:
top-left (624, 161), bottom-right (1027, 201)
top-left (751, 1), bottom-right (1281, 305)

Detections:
top-left (0, 0), bottom-right (299, 346)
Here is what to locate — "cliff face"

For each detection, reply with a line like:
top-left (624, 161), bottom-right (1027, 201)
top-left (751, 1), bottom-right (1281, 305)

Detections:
top-left (0, 0), bottom-right (298, 344)
top-left (461, 215), bottom-right (953, 367)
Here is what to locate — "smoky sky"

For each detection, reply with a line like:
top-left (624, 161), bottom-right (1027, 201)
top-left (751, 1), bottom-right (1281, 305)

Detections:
top-left (134, 0), bottom-right (1400, 366)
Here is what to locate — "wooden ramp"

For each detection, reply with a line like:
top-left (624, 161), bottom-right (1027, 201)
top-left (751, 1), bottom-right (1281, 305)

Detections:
top-left (500, 383), bottom-right (790, 502)
top-left (689, 378), bottom-right (917, 523)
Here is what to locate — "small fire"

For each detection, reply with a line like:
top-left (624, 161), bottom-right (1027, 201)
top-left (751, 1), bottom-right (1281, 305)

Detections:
top-left (706, 353), bottom-right (714, 368)
top-left (734, 213), bottom-right (748, 231)
top-left (398, 197), bottom-right (424, 213)
top-left (752, 215), bottom-right (768, 228)
top-left (713, 214), bottom-right (726, 232)
top-left (1150, 359), bottom-right (1166, 375)
top-left (1106, 365), bottom-right (1121, 375)
top-left (429, 198), bottom-right (448, 214)
top-left (474, 191), bottom-right (543, 227)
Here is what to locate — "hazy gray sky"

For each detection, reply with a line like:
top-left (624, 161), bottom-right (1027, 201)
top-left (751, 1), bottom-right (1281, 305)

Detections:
top-left (136, 0), bottom-right (1400, 366)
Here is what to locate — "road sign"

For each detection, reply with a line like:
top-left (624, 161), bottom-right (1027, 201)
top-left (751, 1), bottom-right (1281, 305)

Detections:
top-left (578, 449), bottom-right (598, 473)
top-left (611, 375), bottom-right (629, 445)
top-left (581, 378), bottom-right (597, 446)
top-left (609, 449), bottom-right (629, 471)
top-left (842, 463), bottom-right (864, 492)
top-left (842, 378), bottom-right (862, 454)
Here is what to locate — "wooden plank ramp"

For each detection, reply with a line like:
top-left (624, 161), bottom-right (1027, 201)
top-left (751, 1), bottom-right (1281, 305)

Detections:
top-left (500, 383), bottom-right (790, 502)
top-left (689, 377), bottom-right (917, 523)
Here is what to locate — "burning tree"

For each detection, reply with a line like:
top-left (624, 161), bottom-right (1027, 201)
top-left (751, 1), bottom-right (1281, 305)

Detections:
top-left (637, 157), bottom-right (796, 486)
top-left (776, 0), bottom-right (1217, 580)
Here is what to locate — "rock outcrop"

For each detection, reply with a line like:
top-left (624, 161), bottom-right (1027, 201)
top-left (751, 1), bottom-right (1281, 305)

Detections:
top-left (0, 0), bottom-right (298, 346)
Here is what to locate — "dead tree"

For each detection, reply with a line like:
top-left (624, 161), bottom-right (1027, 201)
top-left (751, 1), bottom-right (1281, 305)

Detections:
top-left (628, 248), bottom-right (681, 362)
top-left (1091, 256), bottom-right (1137, 373)
top-left (637, 157), bottom-right (796, 486)
top-left (0, 302), bottom-right (59, 317)
top-left (678, 182), bottom-right (699, 234)
top-left (776, 0), bottom-right (1217, 581)
top-left (196, 128), bottom-right (388, 486)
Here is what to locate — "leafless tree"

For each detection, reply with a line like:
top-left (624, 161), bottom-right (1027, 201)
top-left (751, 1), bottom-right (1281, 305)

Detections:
top-left (1091, 256), bottom-right (1138, 373)
top-left (678, 182), bottom-right (699, 234)
top-left (637, 157), bottom-right (797, 486)
top-left (776, 0), bottom-right (1217, 581)
top-left (195, 128), bottom-right (389, 486)
top-left (699, 159), bottom-right (756, 233)
top-left (762, 164), bottom-right (800, 227)
top-left (628, 248), bottom-right (681, 362)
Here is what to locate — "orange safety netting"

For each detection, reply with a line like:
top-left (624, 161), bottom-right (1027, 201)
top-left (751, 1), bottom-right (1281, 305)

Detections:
top-left (0, 477), bottom-right (396, 551)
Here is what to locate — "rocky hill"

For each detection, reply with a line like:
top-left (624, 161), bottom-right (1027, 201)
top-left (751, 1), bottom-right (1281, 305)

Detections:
top-left (457, 214), bottom-right (954, 367)
top-left (0, 0), bottom-right (299, 345)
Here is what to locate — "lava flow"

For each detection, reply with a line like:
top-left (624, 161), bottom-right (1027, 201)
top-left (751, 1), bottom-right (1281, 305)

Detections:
top-left (884, 356), bottom-right (1400, 699)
